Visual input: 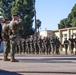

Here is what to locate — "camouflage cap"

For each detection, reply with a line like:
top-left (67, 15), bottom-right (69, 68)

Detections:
top-left (12, 13), bottom-right (18, 16)
top-left (3, 17), bottom-right (9, 23)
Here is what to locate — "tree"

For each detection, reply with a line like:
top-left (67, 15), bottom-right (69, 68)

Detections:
top-left (11, 0), bottom-right (35, 38)
top-left (58, 4), bottom-right (76, 29)
top-left (0, 0), bottom-right (14, 19)
top-left (68, 13), bottom-right (73, 23)
top-left (36, 19), bottom-right (41, 30)
top-left (36, 19), bottom-right (41, 35)
top-left (0, 0), bottom-right (35, 38)
top-left (58, 18), bottom-right (71, 29)
top-left (72, 18), bottom-right (76, 27)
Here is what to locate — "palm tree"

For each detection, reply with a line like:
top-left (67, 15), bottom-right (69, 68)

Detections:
top-left (36, 19), bottom-right (41, 31)
top-left (36, 19), bottom-right (41, 36)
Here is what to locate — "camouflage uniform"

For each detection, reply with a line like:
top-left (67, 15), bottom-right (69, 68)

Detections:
top-left (74, 38), bottom-right (76, 55)
top-left (9, 17), bottom-right (22, 62)
top-left (43, 37), bottom-right (46, 54)
top-left (46, 37), bottom-right (51, 54)
top-left (21, 39), bottom-right (25, 54)
top-left (55, 37), bottom-right (61, 55)
top-left (50, 37), bottom-right (55, 54)
top-left (64, 38), bottom-right (69, 55)
top-left (69, 37), bottom-right (74, 55)
top-left (2, 23), bottom-right (10, 61)
top-left (30, 37), bottom-right (34, 54)
top-left (38, 37), bottom-right (43, 54)
top-left (34, 37), bottom-right (39, 54)
top-left (26, 38), bottom-right (30, 54)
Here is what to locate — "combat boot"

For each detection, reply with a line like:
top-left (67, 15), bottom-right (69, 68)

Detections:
top-left (4, 56), bottom-right (10, 61)
top-left (10, 56), bottom-right (19, 62)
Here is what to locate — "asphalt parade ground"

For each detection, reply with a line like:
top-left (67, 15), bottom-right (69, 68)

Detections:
top-left (0, 52), bottom-right (76, 75)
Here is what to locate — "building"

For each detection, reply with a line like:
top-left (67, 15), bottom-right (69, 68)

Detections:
top-left (53, 27), bottom-right (76, 44)
top-left (39, 27), bottom-right (76, 51)
top-left (39, 30), bottom-right (53, 39)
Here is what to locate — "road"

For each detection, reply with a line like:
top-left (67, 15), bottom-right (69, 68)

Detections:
top-left (0, 53), bottom-right (76, 75)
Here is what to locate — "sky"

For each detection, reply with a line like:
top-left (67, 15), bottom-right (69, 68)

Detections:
top-left (34, 0), bottom-right (76, 31)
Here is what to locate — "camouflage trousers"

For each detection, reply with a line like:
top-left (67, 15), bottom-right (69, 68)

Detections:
top-left (3, 40), bottom-right (10, 57)
top-left (10, 40), bottom-right (17, 56)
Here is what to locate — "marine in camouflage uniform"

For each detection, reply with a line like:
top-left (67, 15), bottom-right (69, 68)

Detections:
top-left (46, 36), bottom-right (51, 54)
top-left (38, 36), bottom-right (43, 54)
top-left (50, 36), bottom-right (55, 54)
top-left (42, 37), bottom-right (46, 54)
top-left (9, 14), bottom-right (22, 62)
top-left (64, 38), bottom-right (69, 55)
top-left (34, 37), bottom-right (39, 54)
top-left (30, 37), bottom-right (35, 54)
top-left (69, 35), bottom-right (74, 55)
top-left (26, 38), bottom-right (30, 54)
top-left (20, 39), bottom-right (25, 54)
top-left (55, 37), bottom-right (61, 55)
top-left (17, 40), bottom-right (22, 54)
top-left (74, 36), bottom-right (76, 55)
top-left (2, 18), bottom-right (10, 61)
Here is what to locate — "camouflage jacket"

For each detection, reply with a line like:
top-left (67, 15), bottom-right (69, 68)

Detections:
top-left (9, 18), bottom-right (22, 33)
top-left (2, 23), bottom-right (9, 41)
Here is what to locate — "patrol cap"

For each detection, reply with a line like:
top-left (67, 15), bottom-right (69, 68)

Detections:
top-left (12, 13), bottom-right (18, 16)
top-left (3, 17), bottom-right (9, 23)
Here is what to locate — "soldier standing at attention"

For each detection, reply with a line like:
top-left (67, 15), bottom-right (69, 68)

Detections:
top-left (55, 37), bottom-right (61, 55)
top-left (29, 37), bottom-right (33, 54)
top-left (9, 14), bottom-right (22, 62)
top-left (21, 39), bottom-right (25, 54)
top-left (2, 18), bottom-right (10, 61)
top-left (50, 36), bottom-right (55, 55)
top-left (64, 38), bottom-right (69, 55)
top-left (38, 36), bottom-right (43, 54)
top-left (25, 38), bottom-right (30, 54)
top-left (69, 35), bottom-right (74, 55)
top-left (74, 35), bottom-right (76, 55)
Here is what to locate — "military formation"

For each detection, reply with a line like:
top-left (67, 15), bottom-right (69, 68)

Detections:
top-left (1, 14), bottom-right (76, 62)
top-left (15, 36), bottom-right (61, 55)
top-left (15, 35), bottom-right (76, 56)
top-left (64, 35), bottom-right (76, 55)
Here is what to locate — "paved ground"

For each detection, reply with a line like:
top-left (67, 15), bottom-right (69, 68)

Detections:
top-left (0, 53), bottom-right (76, 75)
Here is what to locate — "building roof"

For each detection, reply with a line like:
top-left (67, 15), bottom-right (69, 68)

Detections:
top-left (53, 27), bottom-right (76, 32)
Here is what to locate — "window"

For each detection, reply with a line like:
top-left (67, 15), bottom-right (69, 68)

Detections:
top-left (64, 34), bottom-right (67, 37)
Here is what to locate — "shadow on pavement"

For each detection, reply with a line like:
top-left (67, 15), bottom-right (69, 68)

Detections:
top-left (0, 69), bottom-right (22, 75)
top-left (15, 71), bottom-right (76, 74)
top-left (18, 58), bottom-right (76, 63)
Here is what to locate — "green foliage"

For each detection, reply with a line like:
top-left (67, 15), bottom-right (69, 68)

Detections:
top-left (11, 0), bottom-right (35, 38)
top-left (0, 0), bottom-right (35, 38)
top-left (58, 4), bottom-right (76, 29)
top-left (36, 19), bottom-right (41, 29)
top-left (0, 0), bottom-right (14, 19)
top-left (68, 13), bottom-right (73, 23)
top-left (58, 18), bottom-right (71, 29)
top-left (72, 18), bottom-right (76, 27)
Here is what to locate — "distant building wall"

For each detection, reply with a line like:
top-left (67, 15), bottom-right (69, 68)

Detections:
top-left (39, 30), bottom-right (53, 39)
top-left (40, 27), bottom-right (76, 51)
top-left (53, 27), bottom-right (76, 51)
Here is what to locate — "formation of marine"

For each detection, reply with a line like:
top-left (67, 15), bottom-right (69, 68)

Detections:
top-left (1, 14), bottom-right (76, 62)
top-left (16, 36), bottom-right (61, 55)
top-left (15, 35), bottom-right (76, 56)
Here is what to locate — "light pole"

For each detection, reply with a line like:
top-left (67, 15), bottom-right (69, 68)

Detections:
top-left (32, 0), bottom-right (37, 37)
